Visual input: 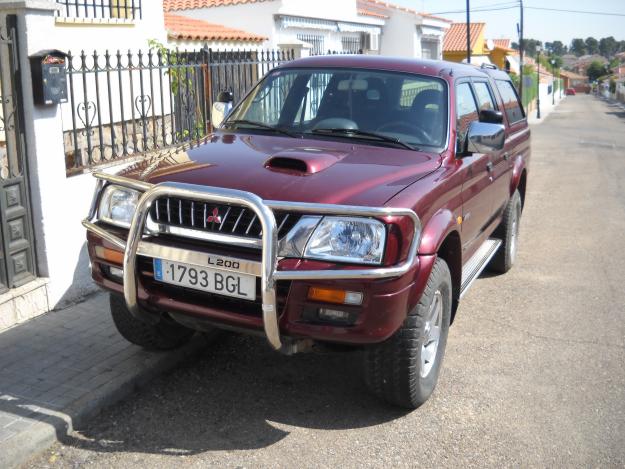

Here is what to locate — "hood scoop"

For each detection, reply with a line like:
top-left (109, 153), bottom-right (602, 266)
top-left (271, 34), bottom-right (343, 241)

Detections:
top-left (264, 147), bottom-right (350, 175)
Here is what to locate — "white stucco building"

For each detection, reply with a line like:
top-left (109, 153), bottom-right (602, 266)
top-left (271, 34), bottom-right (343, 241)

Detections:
top-left (163, 0), bottom-right (451, 58)
top-left (0, 0), bottom-right (171, 331)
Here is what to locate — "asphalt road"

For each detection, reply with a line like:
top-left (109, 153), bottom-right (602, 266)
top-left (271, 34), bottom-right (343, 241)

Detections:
top-left (28, 95), bottom-right (625, 468)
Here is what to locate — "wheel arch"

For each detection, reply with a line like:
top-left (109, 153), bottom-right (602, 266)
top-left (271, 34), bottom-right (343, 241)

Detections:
top-left (511, 159), bottom-right (528, 210)
top-left (418, 209), bottom-right (463, 323)
top-left (435, 231), bottom-right (462, 324)
top-left (517, 169), bottom-right (527, 210)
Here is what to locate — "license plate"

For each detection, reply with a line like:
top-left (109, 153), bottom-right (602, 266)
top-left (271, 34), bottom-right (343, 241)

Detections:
top-left (153, 258), bottom-right (256, 301)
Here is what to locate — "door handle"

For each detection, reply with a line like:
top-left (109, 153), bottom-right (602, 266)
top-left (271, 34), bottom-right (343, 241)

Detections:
top-left (503, 152), bottom-right (510, 161)
top-left (486, 161), bottom-right (494, 172)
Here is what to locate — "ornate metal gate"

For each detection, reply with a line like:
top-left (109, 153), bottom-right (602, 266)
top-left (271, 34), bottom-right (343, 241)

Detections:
top-left (0, 15), bottom-right (36, 293)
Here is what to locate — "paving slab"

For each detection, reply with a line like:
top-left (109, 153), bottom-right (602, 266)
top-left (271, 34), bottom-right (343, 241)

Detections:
top-left (0, 292), bottom-right (207, 469)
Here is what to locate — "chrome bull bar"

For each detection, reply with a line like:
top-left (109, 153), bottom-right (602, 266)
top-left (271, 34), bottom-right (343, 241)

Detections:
top-left (83, 173), bottom-right (421, 351)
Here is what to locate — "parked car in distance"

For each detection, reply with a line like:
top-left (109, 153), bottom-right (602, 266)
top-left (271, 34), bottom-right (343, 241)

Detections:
top-left (84, 56), bottom-right (530, 408)
top-left (565, 88), bottom-right (576, 95)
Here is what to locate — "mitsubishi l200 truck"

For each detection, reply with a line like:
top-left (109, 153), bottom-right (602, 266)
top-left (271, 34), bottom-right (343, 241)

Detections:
top-left (84, 55), bottom-right (530, 408)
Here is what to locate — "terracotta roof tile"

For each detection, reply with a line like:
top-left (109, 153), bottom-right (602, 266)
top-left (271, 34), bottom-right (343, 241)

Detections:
top-left (357, 0), bottom-right (451, 22)
top-left (164, 13), bottom-right (267, 42)
top-left (492, 38), bottom-right (511, 49)
top-left (357, 7), bottom-right (389, 19)
top-left (163, 0), bottom-right (270, 12)
top-left (443, 23), bottom-right (485, 52)
top-left (418, 12), bottom-right (452, 23)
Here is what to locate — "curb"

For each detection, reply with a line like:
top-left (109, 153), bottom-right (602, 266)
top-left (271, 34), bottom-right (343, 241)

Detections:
top-left (0, 334), bottom-right (207, 468)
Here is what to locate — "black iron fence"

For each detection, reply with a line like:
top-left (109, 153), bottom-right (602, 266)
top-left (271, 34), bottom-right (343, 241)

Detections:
top-left (63, 47), bottom-right (294, 174)
top-left (56, 0), bottom-right (142, 20)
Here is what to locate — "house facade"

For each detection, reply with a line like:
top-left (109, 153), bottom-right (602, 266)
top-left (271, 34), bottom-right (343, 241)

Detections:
top-left (443, 23), bottom-right (517, 72)
top-left (0, 0), bottom-right (170, 331)
top-left (165, 12), bottom-right (267, 50)
top-left (163, 0), bottom-right (450, 58)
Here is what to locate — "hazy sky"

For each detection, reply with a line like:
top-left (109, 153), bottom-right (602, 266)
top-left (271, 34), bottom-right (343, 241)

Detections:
top-left (393, 0), bottom-right (625, 45)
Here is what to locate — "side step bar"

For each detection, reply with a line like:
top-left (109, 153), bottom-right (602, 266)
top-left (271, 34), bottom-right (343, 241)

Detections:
top-left (459, 238), bottom-right (502, 298)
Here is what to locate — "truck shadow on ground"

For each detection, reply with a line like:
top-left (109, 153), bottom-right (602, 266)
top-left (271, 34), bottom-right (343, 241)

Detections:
top-left (59, 332), bottom-right (409, 456)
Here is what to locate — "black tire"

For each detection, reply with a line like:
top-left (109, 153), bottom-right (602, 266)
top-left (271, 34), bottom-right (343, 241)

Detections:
top-left (363, 258), bottom-right (452, 409)
top-left (109, 294), bottom-right (194, 350)
top-left (489, 189), bottom-right (522, 274)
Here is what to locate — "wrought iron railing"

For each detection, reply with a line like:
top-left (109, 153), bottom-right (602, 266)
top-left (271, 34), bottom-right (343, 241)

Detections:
top-left (63, 47), bottom-right (294, 175)
top-left (56, 0), bottom-right (142, 20)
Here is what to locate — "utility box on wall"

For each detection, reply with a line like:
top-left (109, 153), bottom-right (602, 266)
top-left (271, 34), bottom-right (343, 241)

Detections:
top-left (30, 50), bottom-right (68, 106)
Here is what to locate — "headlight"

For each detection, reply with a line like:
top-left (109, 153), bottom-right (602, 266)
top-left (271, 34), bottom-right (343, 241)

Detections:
top-left (304, 217), bottom-right (386, 265)
top-left (98, 185), bottom-right (140, 228)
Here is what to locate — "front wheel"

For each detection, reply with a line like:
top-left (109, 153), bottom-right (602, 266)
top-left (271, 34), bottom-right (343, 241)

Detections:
top-left (363, 258), bottom-right (452, 408)
top-left (109, 294), bottom-right (194, 350)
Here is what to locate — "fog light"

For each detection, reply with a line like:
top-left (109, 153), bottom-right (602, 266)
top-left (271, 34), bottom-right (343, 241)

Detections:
top-left (109, 266), bottom-right (123, 278)
top-left (95, 246), bottom-right (124, 264)
top-left (318, 308), bottom-right (351, 322)
top-left (308, 287), bottom-right (363, 305)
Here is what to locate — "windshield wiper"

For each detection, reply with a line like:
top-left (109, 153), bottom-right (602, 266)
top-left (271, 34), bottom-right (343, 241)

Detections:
top-left (223, 119), bottom-right (298, 138)
top-left (310, 128), bottom-right (417, 151)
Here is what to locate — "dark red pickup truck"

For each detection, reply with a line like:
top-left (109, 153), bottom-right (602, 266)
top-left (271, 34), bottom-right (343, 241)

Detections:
top-left (84, 55), bottom-right (530, 408)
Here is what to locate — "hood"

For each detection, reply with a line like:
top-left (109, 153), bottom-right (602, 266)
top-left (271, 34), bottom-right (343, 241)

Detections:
top-left (119, 133), bottom-right (441, 206)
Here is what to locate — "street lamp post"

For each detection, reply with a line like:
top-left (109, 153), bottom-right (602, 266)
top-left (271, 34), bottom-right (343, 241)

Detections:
top-left (536, 45), bottom-right (542, 119)
top-left (551, 59), bottom-right (556, 105)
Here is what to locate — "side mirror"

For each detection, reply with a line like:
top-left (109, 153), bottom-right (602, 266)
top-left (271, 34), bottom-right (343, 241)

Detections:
top-left (211, 90), bottom-right (234, 129)
top-left (479, 109), bottom-right (504, 124)
top-left (465, 121), bottom-right (505, 154)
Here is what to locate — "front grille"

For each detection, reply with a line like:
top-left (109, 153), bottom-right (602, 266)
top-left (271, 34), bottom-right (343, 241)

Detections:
top-left (150, 197), bottom-right (299, 239)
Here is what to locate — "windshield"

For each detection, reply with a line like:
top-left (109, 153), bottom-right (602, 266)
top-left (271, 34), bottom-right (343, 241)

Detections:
top-left (225, 68), bottom-right (448, 149)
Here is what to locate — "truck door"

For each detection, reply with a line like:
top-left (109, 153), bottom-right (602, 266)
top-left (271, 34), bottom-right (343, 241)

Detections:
top-left (455, 81), bottom-right (498, 258)
top-left (471, 79), bottom-right (512, 218)
top-left (492, 79), bottom-right (530, 211)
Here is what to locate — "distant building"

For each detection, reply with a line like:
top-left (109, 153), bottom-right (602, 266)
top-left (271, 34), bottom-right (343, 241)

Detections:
top-left (559, 69), bottom-right (589, 91)
top-left (570, 54), bottom-right (608, 75)
top-left (442, 23), bottom-right (516, 71)
top-left (163, 0), bottom-right (450, 58)
top-left (164, 12), bottom-right (267, 50)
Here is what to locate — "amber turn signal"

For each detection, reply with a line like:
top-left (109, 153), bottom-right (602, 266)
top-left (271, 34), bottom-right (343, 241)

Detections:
top-left (307, 287), bottom-right (363, 305)
top-left (95, 246), bottom-right (124, 265)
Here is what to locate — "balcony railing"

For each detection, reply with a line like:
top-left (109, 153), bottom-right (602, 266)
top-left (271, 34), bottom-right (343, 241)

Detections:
top-left (56, 0), bottom-right (142, 20)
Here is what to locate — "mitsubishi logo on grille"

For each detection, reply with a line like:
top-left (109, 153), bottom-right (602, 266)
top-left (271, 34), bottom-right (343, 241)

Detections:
top-left (206, 208), bottom-right (222, 224)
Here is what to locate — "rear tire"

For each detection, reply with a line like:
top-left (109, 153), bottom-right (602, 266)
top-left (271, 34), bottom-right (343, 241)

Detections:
top-left (490, 189), bottom-right (522, 273)
top-left (109, 294), bottom-right (194, 350)
top-left (363, 258), bottom-right (452, 409)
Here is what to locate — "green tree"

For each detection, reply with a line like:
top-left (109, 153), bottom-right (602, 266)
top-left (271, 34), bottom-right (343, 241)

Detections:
top-left (599, 36), bottom-right (618, 58)
top-left (570, 38), bottom-right (586, 57)
top-left (587, 60), bottom-right (607, 81)
top-left (512, 39), bottom-right (542, 57)
top-left (585, 37), bottom-right (599, 55)
top-left (546, 41), bottom-right (566, 56)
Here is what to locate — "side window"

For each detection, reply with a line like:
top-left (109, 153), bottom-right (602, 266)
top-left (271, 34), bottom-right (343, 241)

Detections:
top-left (472, 81), bottom-right (496, 110)
top-left (456, 82), bottom-right (479, 140)
top-left (495, 79), bottom-right (525, 124)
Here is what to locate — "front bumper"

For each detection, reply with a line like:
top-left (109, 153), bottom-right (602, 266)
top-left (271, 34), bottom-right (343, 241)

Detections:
top-left (84, 173), bottom-right (422, 351)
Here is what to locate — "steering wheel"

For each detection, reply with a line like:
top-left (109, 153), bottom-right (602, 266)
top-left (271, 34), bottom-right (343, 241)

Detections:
top-left (376, 121), bottom-right (430, 143)
top-left (313, 118), bottom-right (358, 130)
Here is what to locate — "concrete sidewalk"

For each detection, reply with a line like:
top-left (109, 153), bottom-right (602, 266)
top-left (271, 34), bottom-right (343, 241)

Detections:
top-left (0, 292), bottom-right (206, 468)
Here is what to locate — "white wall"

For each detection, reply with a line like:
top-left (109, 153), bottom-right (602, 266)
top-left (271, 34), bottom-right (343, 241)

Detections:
top-left (167, 38), bottom-right (265, 52)
top-left (176, 0), bottom-right (382, 51)
top-left (6, 2), bottom-right (168, 307)
top-left (53, 1), bottom-right (166, 51)
top-left (379, 10), bottom-right (417, 58)
top-left (279, 0), bottom-right (363, 23)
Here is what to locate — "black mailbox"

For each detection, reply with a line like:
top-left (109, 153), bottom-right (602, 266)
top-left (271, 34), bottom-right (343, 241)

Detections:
top-left (30, 50), bottom-right (68, 106)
